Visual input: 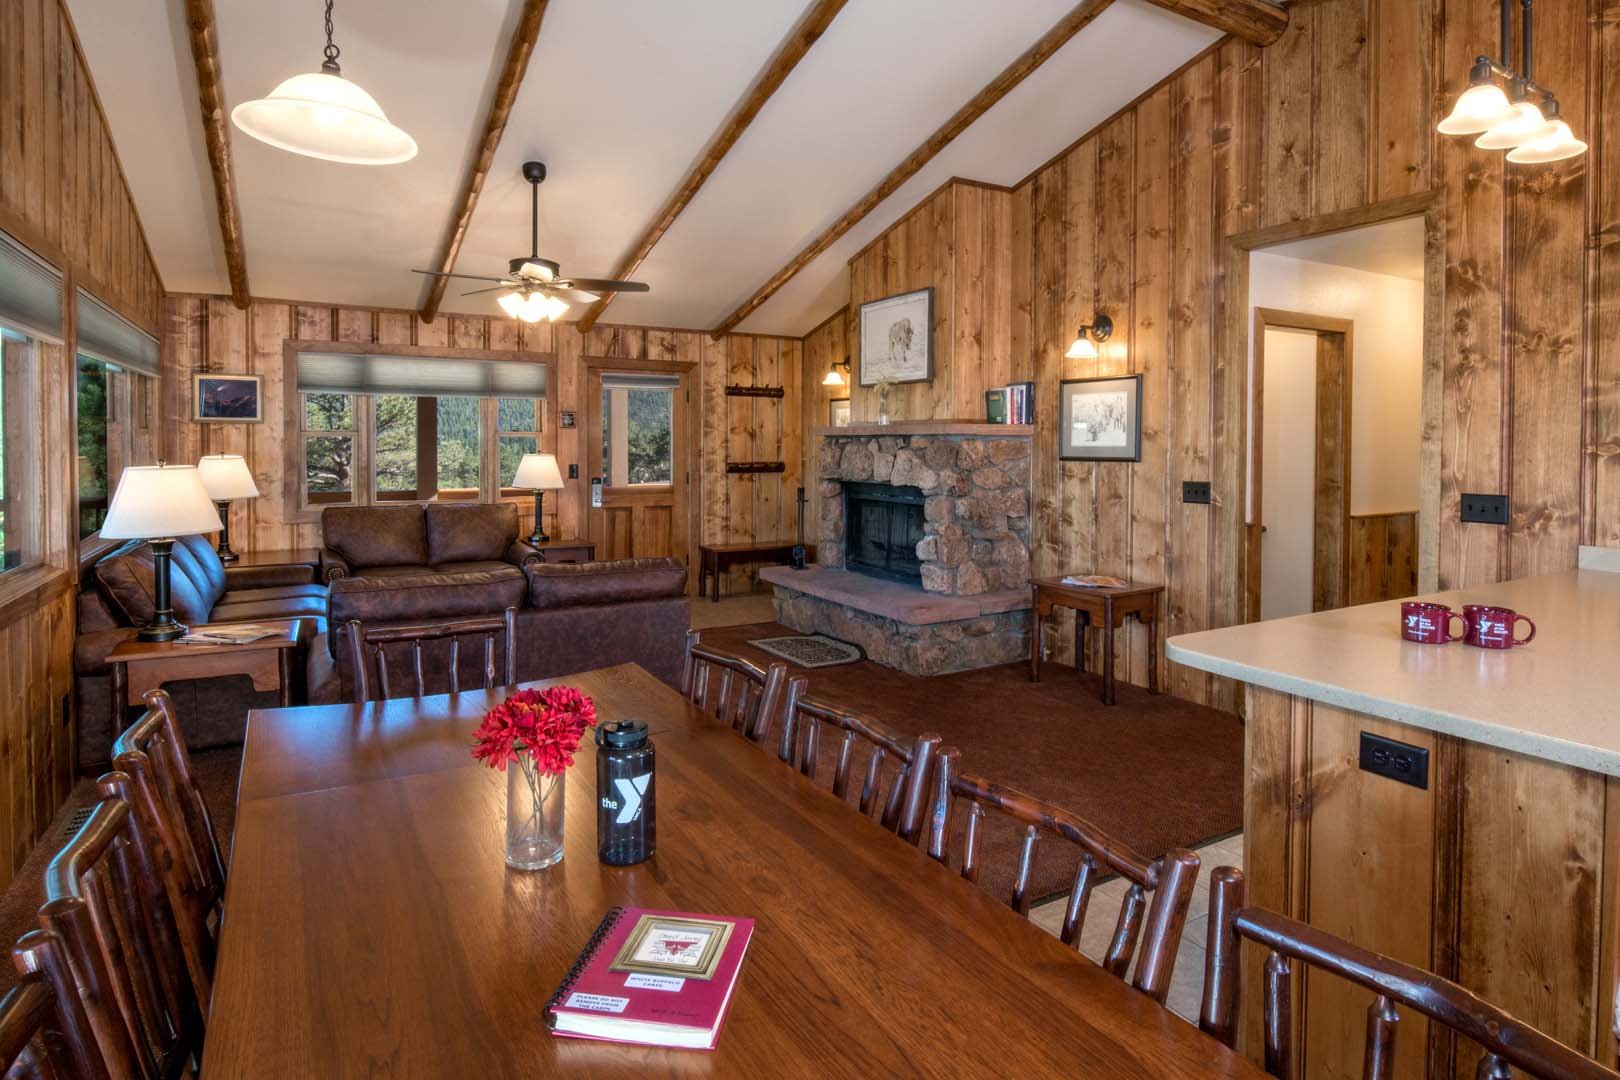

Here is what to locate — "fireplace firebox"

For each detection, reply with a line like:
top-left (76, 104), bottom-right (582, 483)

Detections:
top-left (843, 482), bottom-right (926, 584)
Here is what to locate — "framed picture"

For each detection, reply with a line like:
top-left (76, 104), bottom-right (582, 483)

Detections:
top-left (609, 914), bottom-right (735, 981)
top-left (828, 398), bottom-right (851, 428)
top-left (858, 287), bottom-right (933, 386)
top-left (193, 374), bottom-right (263, 423)
top-left (1059, 374), bottom-right (1142, 461)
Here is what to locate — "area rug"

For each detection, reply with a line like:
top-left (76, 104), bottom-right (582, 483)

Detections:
top-left (748, 634), bottom-right (864, 669)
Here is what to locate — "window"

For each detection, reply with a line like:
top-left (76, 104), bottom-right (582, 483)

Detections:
top-left (76, 355), bottom-right (158, 538)
top-left (601, 377), bottom-right (675, 487)
top-left (497, 397), bottom-right (542, 495)
top-left (1, 325), bottom-right (42, 573)
top-left (303, 392), bottom-right (357, 504)
top-left (372, 394), bottom-right (418, 500)
top-left (435, 396), bottom-right (481, 501)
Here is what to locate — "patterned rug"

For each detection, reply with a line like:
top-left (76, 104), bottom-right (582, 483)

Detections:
top-left (748, 634), bottom-right (865, 669)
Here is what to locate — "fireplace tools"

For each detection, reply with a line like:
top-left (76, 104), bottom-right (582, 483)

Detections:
top-left (792, 486), bottom-right (808, 570)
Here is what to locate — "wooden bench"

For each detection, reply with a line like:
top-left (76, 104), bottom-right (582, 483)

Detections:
top-left (698, 541), bottom-right (816, 602)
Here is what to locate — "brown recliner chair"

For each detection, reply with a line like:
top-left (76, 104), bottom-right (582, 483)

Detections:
top-left (317, 503), bottom-right (541, 583)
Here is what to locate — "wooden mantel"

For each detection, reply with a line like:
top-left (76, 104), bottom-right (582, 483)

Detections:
top-left (818, 421), bottom-right (1034, 438)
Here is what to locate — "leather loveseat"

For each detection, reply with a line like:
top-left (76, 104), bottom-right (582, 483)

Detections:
top-left (318, 503), bottom-right (541, 583)
top-left (75, 535), bottom-right (327, 766)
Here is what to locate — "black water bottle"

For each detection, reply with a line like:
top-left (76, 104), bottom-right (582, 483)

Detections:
top-left (595, 719), bottom-right (655, 865)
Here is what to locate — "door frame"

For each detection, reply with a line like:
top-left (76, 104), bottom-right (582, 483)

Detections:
top-left (581, 355), bottom-right (698, 574)
top-left (1250, 309), bottom-right (1354, 622)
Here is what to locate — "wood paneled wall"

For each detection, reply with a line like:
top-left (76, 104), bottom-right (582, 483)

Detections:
top-left (800, 306), bottom-right (849, 544)
top-left (1347, 510), bottom-right (1418, 606)
top-left (161, 297), bottom-right (800, 591)
top-left (0, 0), bottom-right (166, 891)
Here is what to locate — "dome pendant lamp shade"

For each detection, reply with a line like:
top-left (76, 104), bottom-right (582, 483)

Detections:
top-left (1437, 81), bottom-right (1516, 135)
top-left (1475, 99), bottom-right (1547, 149)
top-left (1507, 119), bottom-right (1588, 163)
top-left (230, 1), bottom-right (416, 166)
top-left (1066, 314), bottom-right (1114, 361)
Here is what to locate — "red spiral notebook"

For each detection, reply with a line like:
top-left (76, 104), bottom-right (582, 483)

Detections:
top-left (545, 907), bottom-right (754, 1050)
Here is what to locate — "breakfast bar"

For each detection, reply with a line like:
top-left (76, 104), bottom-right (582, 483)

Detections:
top-left (1168, 549), bottom-right (1620, 1077)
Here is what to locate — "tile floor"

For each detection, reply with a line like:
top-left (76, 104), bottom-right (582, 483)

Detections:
top-left (689, 592), bottom-right (777, 631)
top-left (1030, 832), bottom-right (1244, 1024)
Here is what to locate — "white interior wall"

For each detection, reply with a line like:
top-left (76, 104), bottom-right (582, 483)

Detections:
top-left (1246, 249), bottom-right (1425, 519)
top-left (1260, 328), bottom-right (1319, 620)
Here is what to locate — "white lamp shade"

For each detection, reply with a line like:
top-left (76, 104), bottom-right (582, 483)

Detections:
top-left (1475, 100), bottom-right (1547, 149)
top-left (1506, 120), bottom-right (1589, 163)
top-left (1065, 335), bottom-right (1099, 360)
top-left (100, 465), bottom-right (223, 539)
top-left (1437, 82), bottom-right (1516, 135)
top-left (196, 454), bottom-right (260, 500)
top-left (512, 453), bottom-right (565, 490)
top-left (231, 72), bottom-right (417, 165)
top-left (822, 368), bottom-right (845, 387)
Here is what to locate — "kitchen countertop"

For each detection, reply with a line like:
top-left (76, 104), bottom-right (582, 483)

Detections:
top-left (1166, 564), bottom-right (1620, 776)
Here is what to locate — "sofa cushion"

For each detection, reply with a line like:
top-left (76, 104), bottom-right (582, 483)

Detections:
top-left (175, 534), bottom-right (228, 604)
top-left (329, 568), bottom-right (526, 627)
top-left (208, 595), bottom-right (330, 625)
top-left (526, 558), bottom-right (687, 610)
top-left (347, 564), bottom-right (435, 578)
top-left (92, 541), bottom-right (216, 627)
top-left (222, 584), bottom-right (328, 604)
top-left (424, 503), bottom-right (518, 565)
top-left (322, 506), bottom-right (428, 569)
top-left (430, 560), bottom-right (514, 576)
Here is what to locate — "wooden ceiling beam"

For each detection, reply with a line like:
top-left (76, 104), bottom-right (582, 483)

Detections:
top-left (183, 0), bottom-right (249, 309)
top-left (418, 0), bottom-right (549, 325)
top-left (708, 0), bottom-right (1114, 340)
top-left (575, 0), bottom-right (849, 334)
top-left (1141, 0), bottom-right (1288, 46)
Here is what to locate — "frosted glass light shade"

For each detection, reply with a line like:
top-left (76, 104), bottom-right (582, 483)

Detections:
top-left (822, 368), bottom-right (845, 387)
top-left (1475, 101), bottom-right (1547, 149)
top-left (512, 453), bottom-right (565, 490)
top-left (101, 465), bottom-right (223, 539)
top-left (1437, 82), bottom-right (1516, 135)
top-left (196, 454), bottom-right (260, 500)
top-left (498, 291), bottom-right (569, 324)
top-left (231, 72), bottom-right (417, 165)
top-left (1065, 335), bottom-right (1099, 360)
top-left (1506, 120), bottom-right (1588, 163)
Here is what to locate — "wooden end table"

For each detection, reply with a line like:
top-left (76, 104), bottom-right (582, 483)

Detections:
top-left (698, 541), bottom-right (817, 602)
top-left (1029, 578), bottom-right (1165, 705)
top-left (107, 620), bottom-right (307, 730)
top-left (528, 538), bottom-right (595, 564)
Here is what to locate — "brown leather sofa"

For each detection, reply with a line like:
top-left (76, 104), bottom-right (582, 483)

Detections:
top-left (75, 535), bottom-right (327, 767)
top-left (308, 557), bottom-right (690, 702)
top-left (318, 503), bottom-right (541, 583)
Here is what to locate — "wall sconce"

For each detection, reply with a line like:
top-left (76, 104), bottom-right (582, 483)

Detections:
top-left (822, 358), bottom-right (851, 387)
top-left (1065, 314), bottom-right (1114, 360)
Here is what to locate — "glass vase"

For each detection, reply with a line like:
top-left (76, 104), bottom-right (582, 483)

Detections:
top-left (505, 761), bottom-right (565, 870)
top-left (877, 384), bottom-right (891, 426)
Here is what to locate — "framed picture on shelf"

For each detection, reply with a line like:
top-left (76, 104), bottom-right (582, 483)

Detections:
top-left (1059, 374), bottom-right (1142, 461)
top-left (828, 398), bottom-right (851, 428)
top-left (857, 287), bottom-right (933, 386)
top-left (193, 373), bottom-right (263, 423)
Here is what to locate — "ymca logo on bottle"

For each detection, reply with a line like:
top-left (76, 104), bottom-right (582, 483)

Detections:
top-left (602, 773), bottom-right (651, 824)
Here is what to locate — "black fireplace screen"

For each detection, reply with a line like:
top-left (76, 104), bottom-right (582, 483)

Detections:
top-left (843, 482), bottom-right (926, 584)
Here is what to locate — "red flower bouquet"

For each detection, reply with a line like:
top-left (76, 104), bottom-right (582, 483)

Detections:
top-left (473, 686), bottom-right (596, 870)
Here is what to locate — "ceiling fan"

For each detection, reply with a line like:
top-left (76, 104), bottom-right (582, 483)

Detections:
top-left (413, 161), bottom-right (649, 323)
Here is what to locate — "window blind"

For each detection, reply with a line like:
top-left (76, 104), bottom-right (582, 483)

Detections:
top-left (0, 231), bottom-right (64, 343)
top-left (297, 352), bottom-right (548, 399)
top-left (75, 289), bottom-right (160, 375)
top-left (600, 372), bottom-right (679, 391)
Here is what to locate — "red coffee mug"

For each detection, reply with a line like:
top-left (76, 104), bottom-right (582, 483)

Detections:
top-left (1401, 601), bottom-right (1465, 644)
top-left (1462, 604), bottom-right (1536, 649)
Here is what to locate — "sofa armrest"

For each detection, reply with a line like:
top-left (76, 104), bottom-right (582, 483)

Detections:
top-left (505, 540), bottom-right (543, 569)
top-left (224, 562), bottom-right (318, 589)
top-left (74, 626), bottom-right (141, 678)
top-left (319, 548), bottom-right (351, 584)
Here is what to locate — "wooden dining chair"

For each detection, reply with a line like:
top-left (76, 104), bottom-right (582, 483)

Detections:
top-left (111, 690), bottom-right (225, 1022)
top-left (925, 749), bottom-right (1199, 1006)
top-left (1201, 866), bottom-right (1619, 1080)
top-left (345, 607), bottom-right (518, 701)
top-left (0, 929), bottom-right (115, 1080)
top-left (779, 676), bottom-right (940, 844)
top-left (41, 784), bottom-right (202, 1080)
top-left (679, 631), bottom-right (789, 744)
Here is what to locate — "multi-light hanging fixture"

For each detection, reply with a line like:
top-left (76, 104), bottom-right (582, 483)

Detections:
top-left (1436, 0), bottom-right (1586, 163)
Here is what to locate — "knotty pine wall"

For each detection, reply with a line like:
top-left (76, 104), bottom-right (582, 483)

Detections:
top-left (804, 0), bottom-right (1620, 713)
top-left (161, 297), bottom-right (802, 593)
top-left (0, 0), bottom-right (167, 888)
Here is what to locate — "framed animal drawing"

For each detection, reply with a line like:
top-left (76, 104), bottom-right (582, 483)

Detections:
top-left (858, 288), bottom-right (933, 386)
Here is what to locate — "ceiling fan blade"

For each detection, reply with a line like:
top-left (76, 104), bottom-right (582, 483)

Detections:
top-left (461, 287), bottom-right (509, 297)
top-left (411, 269), bottom-right (515, 284)
top-left (561, 278), bottom-right (650, 293)
top-left (544, 287), bottom-right (601, 305)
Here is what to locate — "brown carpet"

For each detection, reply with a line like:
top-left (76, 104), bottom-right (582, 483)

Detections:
top-left (0, 747), bottom-right (241, 997)
top-left (706, 622), bottom-right (1244, 903)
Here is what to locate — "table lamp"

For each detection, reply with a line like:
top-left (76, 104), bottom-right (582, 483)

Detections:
top-left (99, 462), bottom-right (223, 641)
top-left (512, 452), bottom-right (564, 544)
top-left (196, 454), bottom-right (260, 563)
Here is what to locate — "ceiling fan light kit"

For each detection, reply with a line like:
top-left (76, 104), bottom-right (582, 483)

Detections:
top-left (1437, 0), bottom-right (1586, 163)
top-left (231, 0), bottom-right (417, 166)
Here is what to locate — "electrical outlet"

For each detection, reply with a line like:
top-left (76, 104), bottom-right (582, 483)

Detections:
top-left (1460, 492), bottom-right (1510, 525)
top-left (567, 463), bottom-right (578, 480)
top-left (1182, 481), bottom-right (1211, 504)
top-left (1359, 731), bottom-right (1429, 790)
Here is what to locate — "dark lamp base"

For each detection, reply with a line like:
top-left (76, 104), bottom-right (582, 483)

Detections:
top-left (136, 620), bottom-right (188, 643)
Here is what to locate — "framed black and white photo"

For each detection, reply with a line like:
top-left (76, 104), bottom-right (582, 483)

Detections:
top-left (828, 398), bottom-right (851, 428)
top-left (1059, 374), bottom-right (1142, 461)
top-left (858, 287), bottom-right (933, 386)
top-left (193, 373), bottom-right (263, 423)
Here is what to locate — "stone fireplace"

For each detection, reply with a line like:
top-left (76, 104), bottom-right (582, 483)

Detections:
top-left (760, 421), bottom-right (1034, 676)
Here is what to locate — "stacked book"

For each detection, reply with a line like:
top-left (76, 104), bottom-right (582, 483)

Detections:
top-left (984, 381), bottom-right (1035, 425)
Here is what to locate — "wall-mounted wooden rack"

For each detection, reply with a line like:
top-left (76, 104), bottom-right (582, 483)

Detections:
top-left (724, 385), bottom-right (785, 399)
top-left (726, 462), bottom-right (786, 474)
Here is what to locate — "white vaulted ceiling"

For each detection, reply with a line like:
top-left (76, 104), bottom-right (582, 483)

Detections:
top-left (68, 0), bottom-right (1219, 335)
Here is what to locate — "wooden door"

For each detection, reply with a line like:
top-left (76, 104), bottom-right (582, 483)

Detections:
top-left (584, 363), bottom-right (692, 567)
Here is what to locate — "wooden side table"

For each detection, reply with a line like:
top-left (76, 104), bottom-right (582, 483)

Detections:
top-left (1029, 578), bottom-right (1165, 705)
top-left (698, 541), bottom-right (817, 602)
top-left (529, 538), bottom-right (595, 564)
top-left (107, 620), bottom-right (307, 731)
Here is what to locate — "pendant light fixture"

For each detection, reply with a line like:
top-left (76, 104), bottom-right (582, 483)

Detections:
top-left (1065, 314), bottom-right (1114, 361)
top-left (1437, 0), bottom-right (1586, 163)
top-left (231, 0), bottom-right (417, 166)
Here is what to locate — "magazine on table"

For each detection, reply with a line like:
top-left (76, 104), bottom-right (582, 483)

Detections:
top-left (176, 624), bottom-right (282, 645)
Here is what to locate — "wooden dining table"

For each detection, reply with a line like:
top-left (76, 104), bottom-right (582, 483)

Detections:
top-left (204, 663), bottom-right (1264, 1078)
